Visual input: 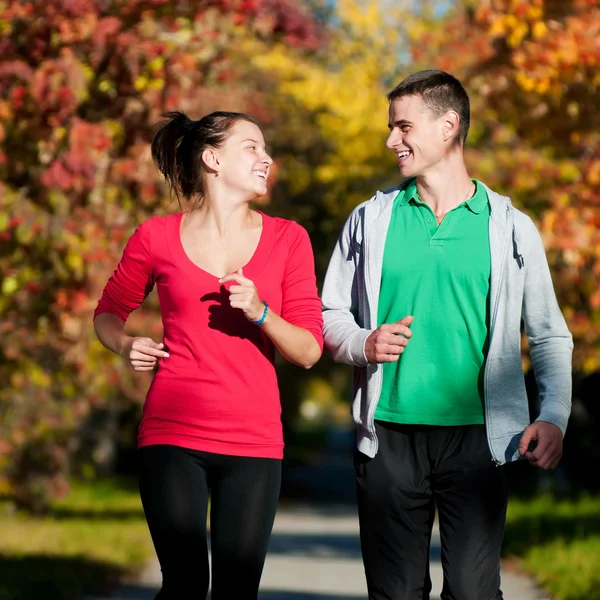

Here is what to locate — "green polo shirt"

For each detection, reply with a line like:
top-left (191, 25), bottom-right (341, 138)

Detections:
top-left (374, 179), bottom-right (490, 426)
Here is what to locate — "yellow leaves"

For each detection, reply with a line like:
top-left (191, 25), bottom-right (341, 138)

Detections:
top-left (146, 78), bottom-right (165, 91)
top-left (532, 20), bottom-right (548, 40)
top-left (567, 102), bottom-right (580, 119)
top-left (48, 190), bottom-right (70, 215)
top-left (134, 76), bottom-right (148, 92)
top-left (0, 17), bottom-right (12, 37)
top-left (535, 78), bottom-right (550, 94)
top-left (98, 79), bottom-right (115, 94)
top-left (28, 364), bottom-right (52, 389)
top-left (2, 276), bottom-right (18, 295)
top-left (172, 28), bottom-right (193, 45)
top-left (558, 162), bottom-right (581, 184)
top-left (515, 71), bottom-right (536, 92)
top-left (582, 355), bottom-right (599, 374)
top-left (80, 63), bottom-right (95, 83)
top-left (148, 57), bottom-right (164, 72)
top-left (507, 22), bottom-right (529, 47)
top-left (65, 252), bottom-right (84, 279)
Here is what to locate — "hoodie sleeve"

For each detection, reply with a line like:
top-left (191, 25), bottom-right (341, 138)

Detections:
top-left (520, 215), bottom-right (573, 435)
top-left (322, 204), bottom-right (372, 367)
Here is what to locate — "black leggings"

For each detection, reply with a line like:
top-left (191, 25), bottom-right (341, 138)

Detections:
top-left (138, 444), bottom-right (281, 600)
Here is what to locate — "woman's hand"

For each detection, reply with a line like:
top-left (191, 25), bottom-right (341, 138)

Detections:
top-left (121, 336), bottom-right (170, 371)
top-left (219, 268), bottom-right (265, 323)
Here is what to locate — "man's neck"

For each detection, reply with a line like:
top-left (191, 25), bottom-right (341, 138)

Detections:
top-left (414, 158), bottom-right (473, 217)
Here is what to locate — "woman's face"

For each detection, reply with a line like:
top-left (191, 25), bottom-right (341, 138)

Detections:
top-left (215, 120), bottom-right (273, 199)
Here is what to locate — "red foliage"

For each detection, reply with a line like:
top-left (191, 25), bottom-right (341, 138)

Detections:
top-left (0, 0), bottom-right (322, 512)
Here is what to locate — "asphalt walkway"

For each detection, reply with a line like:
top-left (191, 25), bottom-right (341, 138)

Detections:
top-left (92, 502), bottom-right (547, 600)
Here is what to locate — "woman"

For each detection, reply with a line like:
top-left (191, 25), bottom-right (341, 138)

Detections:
top-left (93, 110), bottom-right (323, 599)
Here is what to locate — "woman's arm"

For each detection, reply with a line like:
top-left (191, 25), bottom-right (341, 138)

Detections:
top-left (260, 307), bottom-right (321, 369)
top-left (93, 221), bottom-right (167, 371)
top-left (94, 312), bottom-right (131, 357)
top-left (219, 267), bottom-right (322, 369)
top-left (94, 312), bottom-right (169, 372)
top-left (219, 223), bottom-right (323, 369)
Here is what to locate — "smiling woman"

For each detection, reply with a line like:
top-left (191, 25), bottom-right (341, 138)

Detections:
top-left (92, 110), bottom-right (324, 600)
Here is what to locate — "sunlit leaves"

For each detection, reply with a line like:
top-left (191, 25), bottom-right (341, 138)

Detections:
top-left (418, 0), bottom-right (600, 369)
top-left (0, 0), bottom-right (321, 512)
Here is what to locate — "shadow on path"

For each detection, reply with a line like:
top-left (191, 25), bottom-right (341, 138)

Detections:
top-left (0, 554), bottom-right (123, 600)
top-left (95, 589), bottom-right (368, 600)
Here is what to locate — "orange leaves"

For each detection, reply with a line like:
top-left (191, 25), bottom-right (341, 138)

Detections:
top-left (0, 0), bottom-right (324, 512)
top-left (421, 0), bottom-right (600, 368)
top-left (41, 120), bottom-right (112, 192)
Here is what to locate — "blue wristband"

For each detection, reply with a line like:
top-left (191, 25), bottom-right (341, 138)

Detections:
top-left (252, 301), bottom-right (269, 325)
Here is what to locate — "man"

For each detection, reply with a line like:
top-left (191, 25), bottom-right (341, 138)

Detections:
top-left (321, 70), bottom-right (572, 600)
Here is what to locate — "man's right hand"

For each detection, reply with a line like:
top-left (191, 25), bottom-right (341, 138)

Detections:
top-left (364, 316), bottom-right (414, 363)
top-left (121, 337), bottom-right (170, 371)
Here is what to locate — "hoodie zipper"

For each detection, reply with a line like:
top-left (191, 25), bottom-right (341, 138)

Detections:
top-left (484, 203), bottom-right (513, 465)
top-left (363, 200), bottom-right (382, 454)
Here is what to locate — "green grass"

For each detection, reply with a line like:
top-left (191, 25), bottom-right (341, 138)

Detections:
top-left (2, 477), bottom-right (598, 600)
top-left (504, 494), bottom-right (600, 600)
top-left (0, 478), bottom-right (154, 600)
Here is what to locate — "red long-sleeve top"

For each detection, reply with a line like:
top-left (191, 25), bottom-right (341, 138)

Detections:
top-left (94, 212), bottom-right (323, 459)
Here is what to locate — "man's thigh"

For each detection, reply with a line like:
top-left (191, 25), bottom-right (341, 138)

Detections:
top-left (355, 422), bottom-right (436, 600)
top-left (432, 425), bottom-right (508, 600)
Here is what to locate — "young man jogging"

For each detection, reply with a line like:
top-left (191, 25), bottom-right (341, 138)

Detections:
top-left (321, 70), bottom-right (572, 600)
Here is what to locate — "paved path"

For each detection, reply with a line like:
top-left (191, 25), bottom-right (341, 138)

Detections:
top-left (92, 503), bottom-right (547, 600)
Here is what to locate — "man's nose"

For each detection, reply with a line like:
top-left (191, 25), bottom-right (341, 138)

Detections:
top-left (386, 130), bottom-right (400, 149)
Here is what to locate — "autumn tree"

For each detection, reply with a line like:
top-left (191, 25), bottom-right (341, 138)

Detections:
top-left (413, 0), bottom-right (600, 370)
top-left (0, 0), bottom-right (322, 512)
top-left (240, 0), bottom-right (422, 425)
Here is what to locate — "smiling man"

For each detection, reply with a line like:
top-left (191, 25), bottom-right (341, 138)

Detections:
top-left (321, 70), bottom-right (573, 600)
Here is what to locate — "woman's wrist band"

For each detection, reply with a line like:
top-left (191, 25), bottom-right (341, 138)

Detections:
top-left (252, 301), bottom-right (269, 325)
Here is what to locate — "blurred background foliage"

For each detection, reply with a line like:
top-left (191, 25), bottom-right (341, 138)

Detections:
top-left (1, 0), bottom-right (599, 597)
top-left (1, 0), bottom-right (599, 509)
top-left (0, 0), bottom-right (599, 589)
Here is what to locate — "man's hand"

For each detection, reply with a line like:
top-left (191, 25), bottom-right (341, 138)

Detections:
top-left (518, 421), bottom-right (563, 470)
top-left (364, 316), bottom-right (414, 363)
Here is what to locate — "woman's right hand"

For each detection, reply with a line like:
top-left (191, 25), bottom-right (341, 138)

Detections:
top-left (121, 337), bottom-right (170, 371)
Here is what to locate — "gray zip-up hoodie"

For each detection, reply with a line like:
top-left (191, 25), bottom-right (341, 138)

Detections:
top-left (322, 181), bottom-right (573, 465)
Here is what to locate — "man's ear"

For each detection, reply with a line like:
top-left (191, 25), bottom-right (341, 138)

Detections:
top-left (442, 110), bottom-right (460, 143)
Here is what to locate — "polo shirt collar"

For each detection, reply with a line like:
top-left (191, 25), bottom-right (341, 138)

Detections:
top-left (399, 178), bottom-right (487, 214)
top-left (465, 181), bottom-right (487, 214)
top-left (398, 178), bottom-right (418, 206)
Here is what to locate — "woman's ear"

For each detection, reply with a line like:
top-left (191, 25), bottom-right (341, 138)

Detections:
top-left (201, 147), bottom-right (220, 174)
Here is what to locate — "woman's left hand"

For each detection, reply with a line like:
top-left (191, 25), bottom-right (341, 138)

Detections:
top-left (219, 268), bottom-right (265, 323)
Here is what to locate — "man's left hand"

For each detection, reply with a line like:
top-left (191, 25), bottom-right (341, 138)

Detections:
top-left (518, 421), bottom-right (563, 470)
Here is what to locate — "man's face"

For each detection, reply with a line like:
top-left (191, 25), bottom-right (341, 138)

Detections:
top-left (385, 94), bottom-right (446, 178)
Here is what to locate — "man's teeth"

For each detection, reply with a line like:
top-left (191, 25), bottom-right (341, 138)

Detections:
top-left (397, 151), bottom-right (410, 159)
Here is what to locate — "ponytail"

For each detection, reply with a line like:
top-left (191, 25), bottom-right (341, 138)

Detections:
top-left (151, 111), bottom-right (200, 207)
